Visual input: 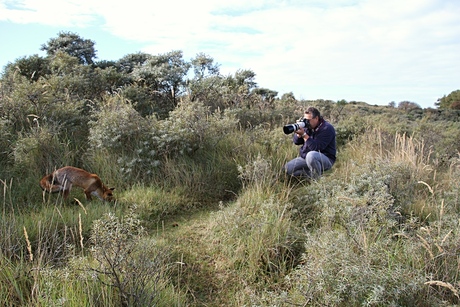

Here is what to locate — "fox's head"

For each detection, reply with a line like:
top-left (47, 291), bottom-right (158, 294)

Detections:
top-left (103, 187), bottom-right (115, 202)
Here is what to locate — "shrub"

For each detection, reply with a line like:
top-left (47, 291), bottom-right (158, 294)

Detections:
top-left (12, 126), bottom-right (75, 174)
top-left (87, 95), bottom-right (156, 180)
top-left (0, 117), bottom-right (12, 171)
top-left (90, 208), bottom-right (175, 306)
top-left (88, 97), bottom-right (239, 183)
top-left (270, 230), bottom-right (430, 306)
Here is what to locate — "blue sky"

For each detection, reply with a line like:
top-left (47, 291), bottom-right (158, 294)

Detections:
top-left (1, 0), bottom-right (459, 108)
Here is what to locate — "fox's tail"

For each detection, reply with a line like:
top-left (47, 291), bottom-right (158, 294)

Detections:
top-left (39, 174), bottom-right (61, 193)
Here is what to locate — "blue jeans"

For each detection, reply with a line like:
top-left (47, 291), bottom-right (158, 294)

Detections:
top-left (284, 151), bottom-right (333, 179)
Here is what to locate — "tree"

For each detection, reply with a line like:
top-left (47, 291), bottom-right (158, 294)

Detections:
top-left (219, 69), bottom-right (258, 107)
top-left (116, 52), bottom-right (151, 74)
top-left (2, 55), bottom-right (50, 82)
top-left (436, 90), bottom-right (460, 109)
top-left (187, 53), bottom-right (223, 106)
top-left (251, 87), bottom-right (278, 102)
top-left (131, 50), bottom-right (190, 113)
top-left (398, 101), bottom-right (421, 111)
top-left (233, 69), bottom-right (257, 89)
top-left (190, 53), bottom-right (220, 79)
top-left (281, 92), bottom-right (296, 102)
top-left (41, 32), bottom-right (97, 65)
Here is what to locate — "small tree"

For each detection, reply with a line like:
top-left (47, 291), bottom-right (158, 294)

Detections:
top-left (41, 31), bottom-right (97, 65)
top-left (2, 55), bottom-right (50, 82)
top-left (281, 92), bottom-right (296, 102)
top-left (115, 52), bottom-right (151, 74)
top-left (398, 100), bottom-right (421, 111)
top-left (436, 89), bottom-right (460, 109)
top-left (190, 52), bottom-right (220, 79)
top-left (131, 50), bottom-right (190, 110)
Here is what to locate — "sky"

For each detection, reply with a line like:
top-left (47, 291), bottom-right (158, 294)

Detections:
top-left (1, 0), bottom-right (459, 108)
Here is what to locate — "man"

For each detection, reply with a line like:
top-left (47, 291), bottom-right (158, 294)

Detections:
top-left (284, 107), bottom-right (336, 179)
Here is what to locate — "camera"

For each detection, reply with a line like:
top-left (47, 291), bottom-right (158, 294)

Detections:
top-left (283, 118), bottom-right (311, 134)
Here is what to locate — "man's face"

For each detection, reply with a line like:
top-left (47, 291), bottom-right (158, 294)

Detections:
top-left (305, 112), bottom-right (318, 128)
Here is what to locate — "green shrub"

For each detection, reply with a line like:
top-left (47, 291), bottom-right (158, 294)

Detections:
top-left (270, 230), bottom-right (430, 307)
top-left (12, 126), bottom-right (76, 174)
top-left (90, 208), bottom-right (179, 306)
top-left (88, 97), bottom-right (239, 184)
top-left (0, 117), bottom-right (12, 171)
top-left (87, 95), bottom-right (155, 181)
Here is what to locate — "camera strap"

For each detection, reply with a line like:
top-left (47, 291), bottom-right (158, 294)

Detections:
top-left (312, 118), bottom-right (324, 133)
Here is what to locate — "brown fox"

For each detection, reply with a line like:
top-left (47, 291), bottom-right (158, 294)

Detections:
top-left (40, 166), bottom-right (115, 202)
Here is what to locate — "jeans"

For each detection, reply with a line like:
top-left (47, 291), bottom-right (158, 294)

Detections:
top-left (284, 151), bottom-right (333, 179)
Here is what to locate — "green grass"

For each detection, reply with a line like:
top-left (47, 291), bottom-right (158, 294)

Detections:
top-left (2, 107), bottom-right (460, 306)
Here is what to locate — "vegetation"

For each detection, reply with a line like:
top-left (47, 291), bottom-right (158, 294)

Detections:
top-left (1, 32), bottom-right (460, 306)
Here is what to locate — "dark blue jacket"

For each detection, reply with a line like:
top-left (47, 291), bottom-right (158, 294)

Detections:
top-left (293, 119), bottom-right (336, 163)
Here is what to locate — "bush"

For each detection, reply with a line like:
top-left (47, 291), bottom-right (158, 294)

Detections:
top-left (90, 208), bottom-right (176, 306)
top-left (12, 126), bottom-right (76, 174)
top-left (88, 97), bottom-right (239, 183)
top-left (87, 95), bottom-right (155, 181)
top-left (272, 230), bottom-right (430, 307)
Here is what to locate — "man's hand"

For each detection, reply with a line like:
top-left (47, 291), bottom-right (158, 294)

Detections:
top-left (296, 127), bottom-right (309, 140)
top-left (295, 127), bottom-right (305, 137)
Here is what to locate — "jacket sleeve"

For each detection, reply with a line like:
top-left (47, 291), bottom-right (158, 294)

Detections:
top-left (293, 134), bottom-right (305, 145)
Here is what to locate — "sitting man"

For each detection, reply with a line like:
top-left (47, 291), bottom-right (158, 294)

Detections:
top-left (284, 107), bottom-right (336, 180)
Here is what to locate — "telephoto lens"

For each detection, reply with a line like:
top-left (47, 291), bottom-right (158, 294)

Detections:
top-left (283, 119), bottom-right (308, 134)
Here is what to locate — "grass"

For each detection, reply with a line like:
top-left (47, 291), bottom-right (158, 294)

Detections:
top-left (2, 116), bottom-right (460, 306)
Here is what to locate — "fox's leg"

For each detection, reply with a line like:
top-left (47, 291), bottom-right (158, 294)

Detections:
top-left (84, 190), bottom-right (93, 201)
top-left (85, 183), bottom-right (104, 201)
top-left (62, 189), bottom-right (70, 200)
top-left (61, 181), bottom-right (72, 200)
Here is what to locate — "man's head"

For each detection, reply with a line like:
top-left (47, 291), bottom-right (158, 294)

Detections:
top-left (304, 107), bottom-right (321, 129)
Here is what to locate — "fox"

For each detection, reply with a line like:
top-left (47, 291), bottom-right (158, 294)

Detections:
top-left (40, 166), bottom-right (115, 202)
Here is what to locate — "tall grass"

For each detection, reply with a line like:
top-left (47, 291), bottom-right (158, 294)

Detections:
top-left (251, 130), bottom-right (460, 306)
top-left (163, 153), bottom-right (305, 305)
top-left (2, 102), bottom-right (460, 306)
top-left (1, 176), bottom-right (183, 306)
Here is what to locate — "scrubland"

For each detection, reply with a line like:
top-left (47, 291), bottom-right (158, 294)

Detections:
top-left (1, 39), bottom-right (460, 305)
top-left (1, 96), bottom-right (460, 306)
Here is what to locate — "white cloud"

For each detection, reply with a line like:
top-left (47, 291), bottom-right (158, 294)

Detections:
top-left (0, 0), bottom-right (97, 25)
top-left (1, 0), bottom-right (459, 106)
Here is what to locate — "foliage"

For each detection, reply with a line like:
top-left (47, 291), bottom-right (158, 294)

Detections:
top-left (12, 126), bottom-right (75, 175)
top-left (87, 95), bottom-right (239, 183)
top-left (190, 52), bottom-right (220, 79)
top-left (252, 134), bottom-right (460, 306)
top-left (90, 208), bottom-right (173, 306)
top-left (2, 54), bottom-right (50, 82)
top-left (131, 50), bottom-right (190, 113)
top-left (115, 52), bottom-right (151, 74)
top-left (0, 116), bottom-right (12, 168)
top-left (2, 32), bottom-right (460, 306)
top-left (40, 31), bottom-right (96, 65)
top-left (398, 100), bottom-right (422, 111)
top-left (436, 89), bottom-right (460, 109)
top-left (87, 95), bottom-right (154, 181)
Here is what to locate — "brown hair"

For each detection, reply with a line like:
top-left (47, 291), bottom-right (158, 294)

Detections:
top-left (305, 107), bottom-right (321, 119)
